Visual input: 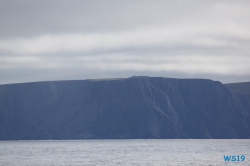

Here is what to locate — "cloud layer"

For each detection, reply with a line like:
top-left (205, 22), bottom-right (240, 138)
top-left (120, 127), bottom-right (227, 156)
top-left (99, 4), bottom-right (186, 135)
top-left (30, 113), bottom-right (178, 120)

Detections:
top-left (0, 0), bottom-right (250, 84)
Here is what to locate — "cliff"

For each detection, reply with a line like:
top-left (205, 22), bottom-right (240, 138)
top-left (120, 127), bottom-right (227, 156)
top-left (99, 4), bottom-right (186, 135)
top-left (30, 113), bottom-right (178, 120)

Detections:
top-left (0, 76), bottom-right (249, 139)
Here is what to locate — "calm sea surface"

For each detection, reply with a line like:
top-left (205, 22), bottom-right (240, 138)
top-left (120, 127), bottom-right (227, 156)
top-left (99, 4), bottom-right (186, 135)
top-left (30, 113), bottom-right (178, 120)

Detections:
top-left (0, 139), bottom-right (249, 166)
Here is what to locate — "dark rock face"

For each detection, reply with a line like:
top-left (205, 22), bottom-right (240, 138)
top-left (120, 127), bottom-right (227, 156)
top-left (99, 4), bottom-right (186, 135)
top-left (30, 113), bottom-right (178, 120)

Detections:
top-left (224, 82), bottom-right (250, 132)
top-left (0, 76), bottom-right (249, 140)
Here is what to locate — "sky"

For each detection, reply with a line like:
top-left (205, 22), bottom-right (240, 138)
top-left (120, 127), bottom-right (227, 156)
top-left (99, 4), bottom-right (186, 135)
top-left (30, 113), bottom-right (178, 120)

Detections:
top-left (0, 0), bottom-right (250, 84)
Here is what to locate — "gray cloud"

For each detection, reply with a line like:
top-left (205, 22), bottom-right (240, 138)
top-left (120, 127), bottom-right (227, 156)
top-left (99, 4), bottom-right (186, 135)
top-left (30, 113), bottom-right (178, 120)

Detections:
top-left (1, 0), bottom-right (249, 37)
top-left (0, 0), bottom-right (250, 84)
top-left (1, 23), bottom-right (249, 54)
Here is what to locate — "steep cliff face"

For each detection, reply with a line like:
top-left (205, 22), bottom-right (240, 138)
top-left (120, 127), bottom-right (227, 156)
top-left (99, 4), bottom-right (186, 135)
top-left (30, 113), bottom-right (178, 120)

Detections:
top-left (0, 76), bottom-right (249, 140)
top-left (225, 82), bottom-right (250, 130)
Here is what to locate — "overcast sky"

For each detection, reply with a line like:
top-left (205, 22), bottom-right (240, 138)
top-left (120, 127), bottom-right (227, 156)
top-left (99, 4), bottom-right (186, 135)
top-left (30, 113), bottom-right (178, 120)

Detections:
top-left (0, 0), bottom-right (250, 84)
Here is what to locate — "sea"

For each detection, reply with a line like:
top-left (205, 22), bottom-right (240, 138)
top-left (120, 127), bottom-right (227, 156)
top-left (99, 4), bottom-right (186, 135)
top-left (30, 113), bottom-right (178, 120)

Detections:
top-left (0, 139), bottom-right (249, 166)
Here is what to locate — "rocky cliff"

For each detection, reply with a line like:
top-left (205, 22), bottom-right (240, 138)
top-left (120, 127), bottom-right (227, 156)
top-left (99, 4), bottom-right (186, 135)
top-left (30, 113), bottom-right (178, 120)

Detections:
top-left (0, 76), bottom-right (249, 139)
